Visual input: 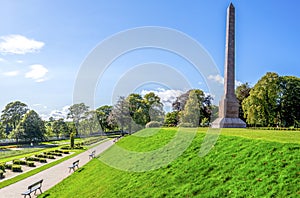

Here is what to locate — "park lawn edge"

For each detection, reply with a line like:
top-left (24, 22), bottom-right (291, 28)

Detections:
top-left (0, 138), bottom-right (109, 189)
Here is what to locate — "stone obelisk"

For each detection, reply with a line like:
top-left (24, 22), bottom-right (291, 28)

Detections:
top-left (212, 3), bottom-right (246, 128)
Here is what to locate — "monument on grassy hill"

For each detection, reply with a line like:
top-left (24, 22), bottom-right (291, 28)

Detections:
top-left (211, 3), bottom-right (246, 128)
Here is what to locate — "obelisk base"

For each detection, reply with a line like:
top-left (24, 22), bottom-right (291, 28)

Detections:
top-left (211, 117), bottom-right (246, 128)
top-left (211, 97), bottom-right (246, 128)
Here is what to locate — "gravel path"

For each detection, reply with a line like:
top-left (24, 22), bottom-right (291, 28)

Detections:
top-left (0, 139), bottom-right (114, 198)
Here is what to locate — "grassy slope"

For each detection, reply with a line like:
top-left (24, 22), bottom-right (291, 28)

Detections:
top-left (40, 128), bottom-right (300, 198)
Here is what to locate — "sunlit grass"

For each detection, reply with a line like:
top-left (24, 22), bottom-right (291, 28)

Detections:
top-left (40, 128), bottom-right (300, 197)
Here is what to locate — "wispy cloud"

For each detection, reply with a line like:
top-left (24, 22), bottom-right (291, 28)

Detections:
top-left (25, 64), bottom-right (48, 82)
top-left (3, 70), bottom-right (20, 77)
top-left (0, 57), bottom-right (5, 62)
top-left (0, 34), bottom-right (44, 55)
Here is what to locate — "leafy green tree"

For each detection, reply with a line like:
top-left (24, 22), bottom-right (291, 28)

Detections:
top-left (235, 83), bottom-right (251, 121)
top-left (242, 72), bottom-right (280, 126)
top-left (0, 122), bottom-right (6, 139)
top-left (173, 89), bottom-right (212, 124)
top-left (108, 96), bottom-right (131, 132)
top-left (96, 105), bottom-right (115, 132)
top-left (52, 118), bottom-right (69, 139)
top-left (1, 101), bottom-right (29, 134)
top-left (127, 93), bottom-right (148, 126)
top-left (12, 110), bottom-right (46, 142)
top-left (164, 111), bottom-right (179, 126)
top-left (179, 90), bottom-right (201, 127)
top-left (278, 76), bottom-right (300, 127)
top-left (67, 103), bottom-right (89, 136)
top-left (144, 92), bottom-right (165, 123)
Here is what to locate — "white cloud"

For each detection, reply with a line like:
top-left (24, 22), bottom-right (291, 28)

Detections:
top-left (25, 64), bottom-right (48, 82)
top-left (0, 57), bottom-right (5, 62)
top-left (16, 60), bottom-right (23, 63)
top-left (208, 74), bottom-right (243, 87)
top-left (3, 70), bottom-right (20, 77)
top-left (48, 105), bottom-right (70, 120)
top-left (0, 34), bottom-right (44, 55)
top-left (141, 88), bottom-right (184, 111)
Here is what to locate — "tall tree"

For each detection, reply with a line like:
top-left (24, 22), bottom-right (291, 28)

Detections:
top-left (108, 96), bottom-right (131, 132)
top-left (278, 76), bottom-right (300, 127)
top-left (52, 118), bottom-right (69, 139)
top-left (96, 105), bottom-right (114, 132)
top-left (179, 90), bottom-right (201, 127)
top-left (144, 92), bottom-right (165, 123)
top-left (127, 94), bottom-right (148, 126)
top-left (242, 72), bottom-right (280, 126)
top-left (11, 110), bottom-right (46, 142)
top-left (67, 103), bottom-right (89, 136)
top-left (235, 83), bottom-right (251, 121)
top-left (1, 101), bottom-right (29, 134)
top-left (173, 89), bottom-right (212, 124)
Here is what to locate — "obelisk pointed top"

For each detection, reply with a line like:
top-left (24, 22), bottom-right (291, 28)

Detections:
top-left (229, 3), bottom-right (235, 9)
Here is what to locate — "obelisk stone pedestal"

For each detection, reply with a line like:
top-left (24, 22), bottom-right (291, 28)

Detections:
top-left (211, 3), bottom-right (246, 128)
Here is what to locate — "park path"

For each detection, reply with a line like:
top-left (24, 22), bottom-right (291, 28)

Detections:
top-left (0, 139), bottom-right (114, 198)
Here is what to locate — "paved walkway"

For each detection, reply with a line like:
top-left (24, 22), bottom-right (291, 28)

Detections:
top-left (0, 139), bottom-right (114, 198)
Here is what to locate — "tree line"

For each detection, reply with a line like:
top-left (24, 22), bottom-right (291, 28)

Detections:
top-left (0, 72), bottom-right (299, 142)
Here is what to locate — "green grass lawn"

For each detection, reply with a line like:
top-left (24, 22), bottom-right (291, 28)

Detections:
top-left (40, 128), bottom-right (300, 197)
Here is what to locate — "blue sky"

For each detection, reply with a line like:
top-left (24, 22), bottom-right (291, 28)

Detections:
top-left (0, 0), bottom-right (299, 119)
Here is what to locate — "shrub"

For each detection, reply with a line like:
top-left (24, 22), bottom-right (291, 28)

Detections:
top-left (13, 159), bottom-right (27, 165)
top-left (12, 165), bottom-right (22, 172)
top-left (145, 121), bottom-right (163, 128)
top-left (70, 132), bottom-right (75, 148)
top-left (25, 157), bottom-right (39, 161)
top-left (26, 161), bottom-right (35, 167)
top-left (61, 146), bottom-right (71, 150)
top-left (39, 158), bottom-right (47, 163)
top-left (46, 155), bottom-right (55, 159)
top-left (5, 164), bottom-right (12, 170)
top-left (35, 154), bottom-right (47, 158)
top-left (0, 163), bottom-right (6, 172)
top-left (0, 169), bottom-right (4, 178)
top-left (62, 150), bottom-right (70, 154)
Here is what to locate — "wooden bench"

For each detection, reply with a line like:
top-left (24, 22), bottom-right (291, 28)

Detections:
top-left (89, 150), bottom-right (96, 159)
top-left (21, 179), bottom-right (43, 198)
top-left (68, 160), bottom-right (79, 172)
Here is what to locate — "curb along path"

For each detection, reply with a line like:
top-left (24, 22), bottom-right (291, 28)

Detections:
top-left (0, 140), bottom-right (114, 198)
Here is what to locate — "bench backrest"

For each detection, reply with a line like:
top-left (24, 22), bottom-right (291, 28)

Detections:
top-left (28, 179), bottom-right (43, 190)
top-left (73, 160), bottom-right (79, 165)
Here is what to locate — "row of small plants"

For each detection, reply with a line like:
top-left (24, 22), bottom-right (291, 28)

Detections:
top-left (0, 149), bottom-right (69, 178)
top-left (250, 127), bottom-right (300, 131)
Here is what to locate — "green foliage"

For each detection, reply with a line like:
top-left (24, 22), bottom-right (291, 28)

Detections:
top-left (39, 158), bottom-right (47, 163)
top-left (12, 159), bottom-right (26, 165)
top-left (96, 105), bottom-right (114, 132)
top-left (67, 103), bottom-right (89, 136)
top-left (12, 165), bottom-right (22, 172)
top-left (51, 118), bottom-right (69, 139)
top-left (243, 73), bottom-right (300, 127)
top-left (164, 111), bottom-right (179, 126)
top-left (41, 128), bottom-right (300, 197)
top-left (0, 169), bottom-right (4, 178)
top-left (235, 82), bottom-right (251, 121)
top-left (0, 101), bottom-right (29, 137)
top-left (5, 163), bottom-right (12, 170)
top-left (0, 163), bottom-right (6, 172)
top-left (145, 121), bottom-right (163, 128)
top-left (26, 161), bottom-right (35, 167)
top-left (70, 132), bottom-right (75, 148)
top-left (179, 90), bottom-right (201, 127)
top-left (13, 110), bottom-right (46, 142)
